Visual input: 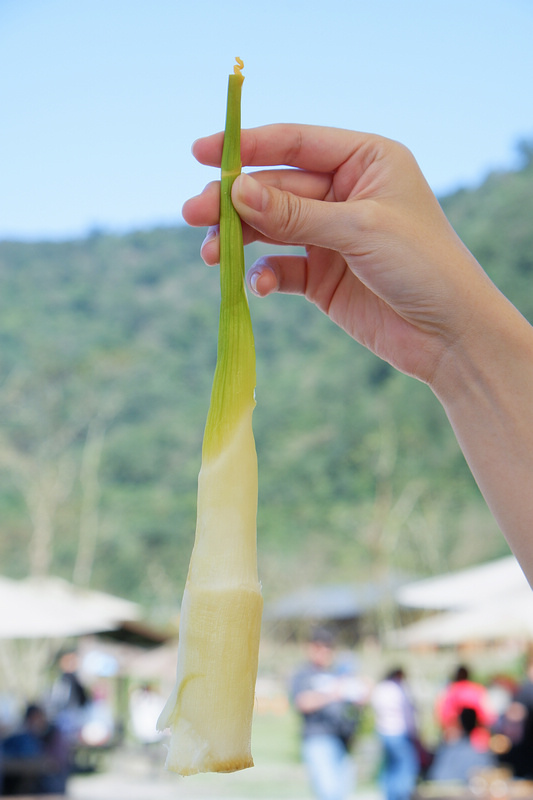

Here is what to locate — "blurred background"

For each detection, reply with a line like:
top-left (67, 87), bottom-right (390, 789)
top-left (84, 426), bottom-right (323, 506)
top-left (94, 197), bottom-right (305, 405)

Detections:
top-left (1, 1), bottom-right (533, 797)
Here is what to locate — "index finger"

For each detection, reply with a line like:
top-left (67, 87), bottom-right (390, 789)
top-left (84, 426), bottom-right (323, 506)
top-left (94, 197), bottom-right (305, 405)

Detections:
top-left (192, 123), bottom-right (380, 173)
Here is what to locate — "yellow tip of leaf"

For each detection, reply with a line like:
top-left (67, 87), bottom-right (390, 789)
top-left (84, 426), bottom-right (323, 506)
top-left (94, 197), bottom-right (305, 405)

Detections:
top-left (234, 57), bottom-right (244, 76)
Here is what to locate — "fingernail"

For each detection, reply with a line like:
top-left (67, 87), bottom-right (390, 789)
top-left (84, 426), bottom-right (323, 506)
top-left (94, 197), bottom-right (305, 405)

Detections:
top-left (249, 270), bottom-right (260, 295)
top-left (201, 226), bottom-right (218, 249)
top-left (233, 173), bottom-right (267, 213)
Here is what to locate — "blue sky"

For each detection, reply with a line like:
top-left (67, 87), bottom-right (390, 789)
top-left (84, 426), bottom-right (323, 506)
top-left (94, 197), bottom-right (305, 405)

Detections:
top-left (1, 0), bottom-right (532, 240)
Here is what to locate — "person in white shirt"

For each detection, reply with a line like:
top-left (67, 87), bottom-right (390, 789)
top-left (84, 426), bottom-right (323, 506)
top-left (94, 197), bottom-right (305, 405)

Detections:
top-left (372, 668), bottom-right (419, 800)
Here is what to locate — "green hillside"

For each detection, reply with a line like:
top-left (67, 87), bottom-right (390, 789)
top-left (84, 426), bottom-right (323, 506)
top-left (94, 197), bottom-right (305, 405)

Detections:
top-left (1, 148), bottom-right (531, 613)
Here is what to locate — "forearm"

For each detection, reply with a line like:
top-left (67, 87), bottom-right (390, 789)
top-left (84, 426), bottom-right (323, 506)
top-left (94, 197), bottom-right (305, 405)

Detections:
top-left (295, 689), bottom-right (340, 714)
top-left (431, 282), bottom-right (533, 584)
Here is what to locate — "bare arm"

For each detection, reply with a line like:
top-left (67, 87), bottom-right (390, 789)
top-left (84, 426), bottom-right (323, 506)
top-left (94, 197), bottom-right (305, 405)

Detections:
top-left (294, 687), bottom-right (342, 714)
top-left (432, 298), bottom-right (533, 577)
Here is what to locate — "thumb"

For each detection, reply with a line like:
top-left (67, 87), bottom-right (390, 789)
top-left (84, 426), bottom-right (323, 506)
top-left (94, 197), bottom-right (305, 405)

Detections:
top-left (231, 173), bottom-right (358, 251)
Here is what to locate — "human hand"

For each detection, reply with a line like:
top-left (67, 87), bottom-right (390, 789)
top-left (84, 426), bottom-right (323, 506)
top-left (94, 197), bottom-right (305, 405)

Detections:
top-left (183, 124), bottom-right (506, 388)
top-left (184, 124), bottom-right (533, 591)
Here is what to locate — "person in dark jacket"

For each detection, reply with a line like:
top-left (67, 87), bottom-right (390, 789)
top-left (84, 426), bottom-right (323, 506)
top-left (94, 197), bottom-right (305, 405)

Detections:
top-left (428, 707), bottom-right (496, 783)
top-left (2, 703), bottom-right (70, 795)
top-left (290, 629), bottom-right (369, 800)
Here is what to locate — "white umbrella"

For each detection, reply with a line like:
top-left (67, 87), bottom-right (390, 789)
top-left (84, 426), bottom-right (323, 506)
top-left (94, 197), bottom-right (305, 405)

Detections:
top-left (396, 556), bottom-right (530, 612)
top-left (388, 587), bottom-right (533, 647)
top-left (0, 575), bottom-right (140, 639)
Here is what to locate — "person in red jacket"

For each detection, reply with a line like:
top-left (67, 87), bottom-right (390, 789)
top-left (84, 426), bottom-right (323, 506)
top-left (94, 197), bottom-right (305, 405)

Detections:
top-left (436, 665), bottom-right (496, 751)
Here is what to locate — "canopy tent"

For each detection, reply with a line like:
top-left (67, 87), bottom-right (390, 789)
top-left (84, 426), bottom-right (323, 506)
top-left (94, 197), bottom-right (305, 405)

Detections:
top-left (396, 555), bottom-right (530, 612)
top-left (265, 583), bottom-right (382, 622)
top-left (265, 575), bottom-right (409, 623)
top-left (264, 575), bottom-right (411, 643)
top-left (390, 555), bottom-right (533, 647)
top-left (0, 575), bottom-right (140, 639)
top-left (388, 587), bottom-right (533, 647)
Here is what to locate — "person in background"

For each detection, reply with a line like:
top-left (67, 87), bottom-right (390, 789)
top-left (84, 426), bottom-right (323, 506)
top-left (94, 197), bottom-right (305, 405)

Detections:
top-left (428, 707), bottom-right (496, 782)
top-left (436, 665), bottom-right (496, 751)
top-left (498, 658), bottom-right (533, 778)
top-left (2, 703), bottom-right (70, 795)
top-left (289, 628), bottom-right (370, 800)
top-left (372, 668), bottom-right (420, 800)
top-left (47, 649), bottom-right (90, 746)
top-left (129, 682), bottom-right (166, 772)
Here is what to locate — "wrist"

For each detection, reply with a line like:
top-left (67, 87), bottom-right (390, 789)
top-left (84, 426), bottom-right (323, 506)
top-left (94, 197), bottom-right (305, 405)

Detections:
top-left (429, 285), bottom-right (533, 410)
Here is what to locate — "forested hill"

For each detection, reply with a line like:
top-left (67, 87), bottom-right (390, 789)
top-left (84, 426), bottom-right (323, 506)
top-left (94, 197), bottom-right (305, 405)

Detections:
top-left (0, 148), bottom-right (532, 612)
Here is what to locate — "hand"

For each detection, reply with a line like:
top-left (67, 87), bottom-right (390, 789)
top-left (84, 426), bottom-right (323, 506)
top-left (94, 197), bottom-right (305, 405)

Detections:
top-left (184, 123), bottom-right (533, 587)
top-left (183, 123), bottom-right (501, 388)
